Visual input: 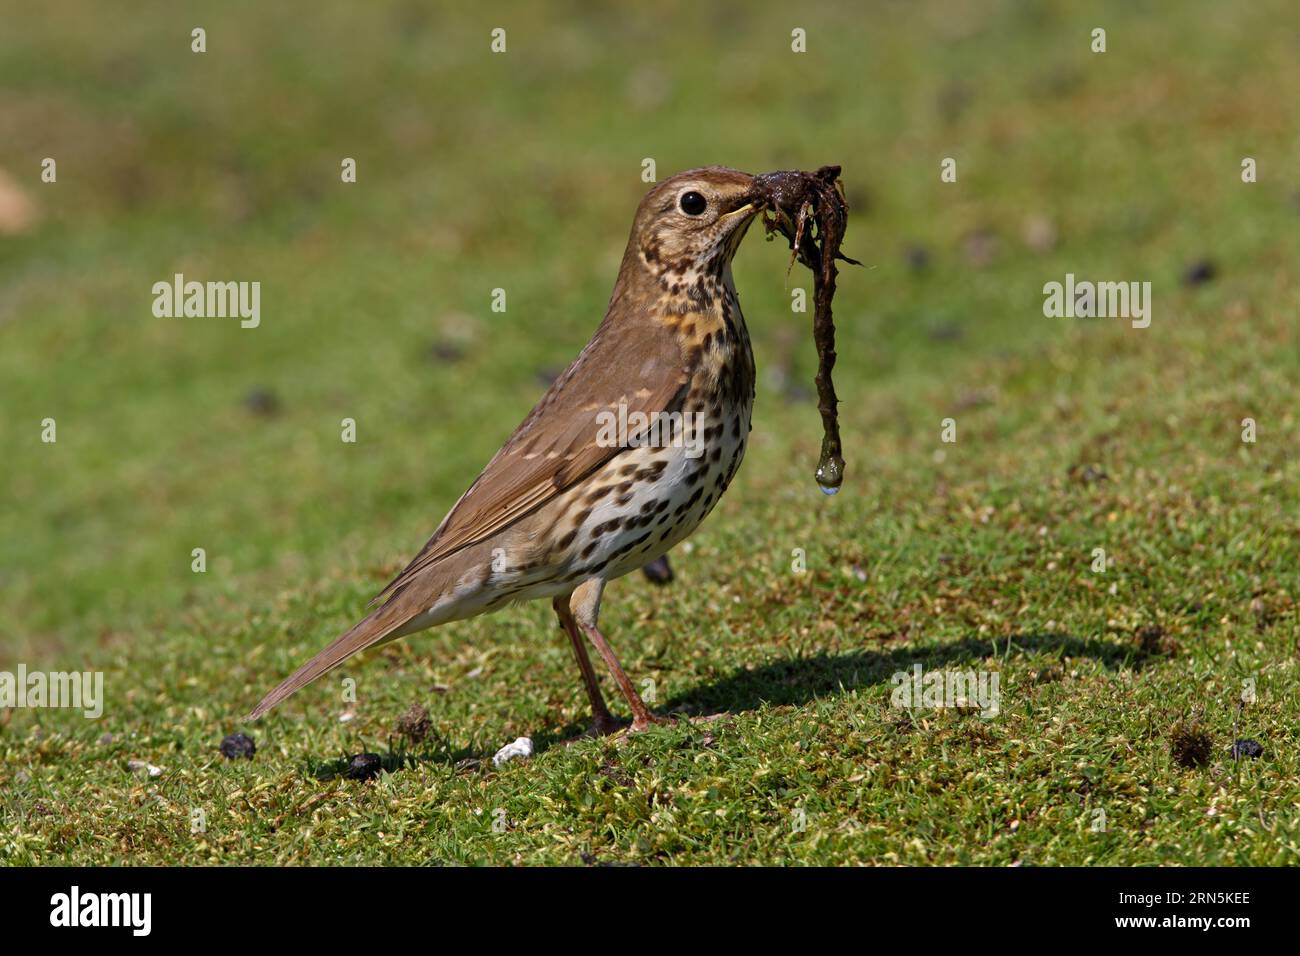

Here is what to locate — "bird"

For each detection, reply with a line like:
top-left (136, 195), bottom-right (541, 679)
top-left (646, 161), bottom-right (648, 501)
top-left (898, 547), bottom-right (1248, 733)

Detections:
top-left (248, 166), bottom-right (764, 734)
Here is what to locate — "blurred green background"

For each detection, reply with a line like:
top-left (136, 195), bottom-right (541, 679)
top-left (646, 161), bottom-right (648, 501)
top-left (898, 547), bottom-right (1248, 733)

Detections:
top-left (3, 0), bottom-right (1294, 657)
top-left (0, 1), bottom-right (1297, 864)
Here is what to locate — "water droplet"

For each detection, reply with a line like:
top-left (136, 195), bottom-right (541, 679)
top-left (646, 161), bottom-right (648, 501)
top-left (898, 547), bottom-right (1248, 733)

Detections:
top-left (815, 454), bottom-right (843, 495)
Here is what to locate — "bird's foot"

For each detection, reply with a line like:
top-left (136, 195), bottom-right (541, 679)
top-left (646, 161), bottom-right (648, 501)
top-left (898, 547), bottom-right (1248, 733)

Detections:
top-left (629, 711), bottom-right (672, 733)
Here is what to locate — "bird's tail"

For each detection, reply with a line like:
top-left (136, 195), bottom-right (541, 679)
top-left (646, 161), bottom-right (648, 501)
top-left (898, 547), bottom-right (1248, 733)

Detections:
top-left (245, 601), bottom-right (414, 720)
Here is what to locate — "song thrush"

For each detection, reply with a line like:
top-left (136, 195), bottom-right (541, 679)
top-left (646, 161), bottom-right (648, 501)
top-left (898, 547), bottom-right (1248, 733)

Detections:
top-left (249, 166), bottom-right (765, 734)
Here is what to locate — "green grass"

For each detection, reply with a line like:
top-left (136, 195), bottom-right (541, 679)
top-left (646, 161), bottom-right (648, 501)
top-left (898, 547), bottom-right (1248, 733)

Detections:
top-left (1, 0), bottom-right (1297, 865)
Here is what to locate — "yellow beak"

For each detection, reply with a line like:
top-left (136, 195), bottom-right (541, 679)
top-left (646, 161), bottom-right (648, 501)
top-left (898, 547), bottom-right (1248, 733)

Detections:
top-left (719, 201), bottom-right (756, 221)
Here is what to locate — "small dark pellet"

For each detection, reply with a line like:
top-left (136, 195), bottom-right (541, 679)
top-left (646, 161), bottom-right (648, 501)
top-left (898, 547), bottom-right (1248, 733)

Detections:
top-left (220, 732), bottom-right (256, 760)
top-left (1182, 260), bottom-right (1217, 287)
top-left (346, 753), bottom-right (384, 780)
top-left (1231, 739), bottom-right (1263, 760)
top-left (243, 388), bottom-right (280, 416)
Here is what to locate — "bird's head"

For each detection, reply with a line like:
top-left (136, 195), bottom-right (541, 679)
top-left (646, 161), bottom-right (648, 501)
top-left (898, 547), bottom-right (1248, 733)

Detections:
top-left (623, 166), bottom-right (760, 287)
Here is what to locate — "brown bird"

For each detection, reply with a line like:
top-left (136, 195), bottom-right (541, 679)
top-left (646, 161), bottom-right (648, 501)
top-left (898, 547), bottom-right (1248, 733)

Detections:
top-left (249, 166), bottom-right (763, 734)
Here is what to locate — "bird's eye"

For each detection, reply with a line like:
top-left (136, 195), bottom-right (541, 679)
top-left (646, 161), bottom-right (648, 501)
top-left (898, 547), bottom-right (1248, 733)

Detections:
top-left (679, 191), bottom-right (707, 216)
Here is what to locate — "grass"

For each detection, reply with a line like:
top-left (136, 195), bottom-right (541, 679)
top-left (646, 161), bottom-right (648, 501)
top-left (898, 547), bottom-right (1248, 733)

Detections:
top-left (1, 0), bottom-right (1297, 865)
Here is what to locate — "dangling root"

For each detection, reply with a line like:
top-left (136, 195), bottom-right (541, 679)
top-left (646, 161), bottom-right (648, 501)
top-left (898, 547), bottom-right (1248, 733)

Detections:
top-left (750, 165), bottom-right (860, 493)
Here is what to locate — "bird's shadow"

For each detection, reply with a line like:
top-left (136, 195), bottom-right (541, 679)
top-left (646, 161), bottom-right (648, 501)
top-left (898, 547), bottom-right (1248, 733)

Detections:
top-left (662, 631), bottom-right (1154, 718)
top-left (539, 631), bottom-right (1161, 755)
top-left (308, 631), bottom-right (1156, 768)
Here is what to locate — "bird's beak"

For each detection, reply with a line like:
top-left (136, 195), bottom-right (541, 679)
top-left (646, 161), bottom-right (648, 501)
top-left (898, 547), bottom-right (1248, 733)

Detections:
top-left (719, 201), bottom-right (757, 221)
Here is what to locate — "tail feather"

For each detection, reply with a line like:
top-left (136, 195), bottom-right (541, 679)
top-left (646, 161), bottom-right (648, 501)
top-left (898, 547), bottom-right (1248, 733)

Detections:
top-left (246, 602), bottom-right (413, 720)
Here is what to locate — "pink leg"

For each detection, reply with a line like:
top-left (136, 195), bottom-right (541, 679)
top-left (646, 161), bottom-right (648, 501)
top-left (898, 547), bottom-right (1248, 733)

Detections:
top-left (569, 579), bottom-right (665, 733)
top-left (553, 595), bottom-right (620, 735)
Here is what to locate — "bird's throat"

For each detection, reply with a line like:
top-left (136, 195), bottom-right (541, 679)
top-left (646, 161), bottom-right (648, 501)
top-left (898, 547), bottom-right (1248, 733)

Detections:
top-left (657, 262), bottom-right (755, 413)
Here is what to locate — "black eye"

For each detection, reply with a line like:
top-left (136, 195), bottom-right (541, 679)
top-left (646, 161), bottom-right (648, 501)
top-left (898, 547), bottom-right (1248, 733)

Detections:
top-left (679, 191), bottom-right (707, 216)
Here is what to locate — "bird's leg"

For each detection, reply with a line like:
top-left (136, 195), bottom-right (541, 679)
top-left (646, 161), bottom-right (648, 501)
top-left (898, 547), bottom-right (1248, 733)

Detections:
top-left (569, 578), bottom-right (665, 733)
top-left (553, 595), bottom-right (620, 736)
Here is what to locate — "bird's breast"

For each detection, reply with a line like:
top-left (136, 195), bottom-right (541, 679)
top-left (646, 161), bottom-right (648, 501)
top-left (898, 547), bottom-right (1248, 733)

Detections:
top-left (656, 265), bottom-right (755, 413)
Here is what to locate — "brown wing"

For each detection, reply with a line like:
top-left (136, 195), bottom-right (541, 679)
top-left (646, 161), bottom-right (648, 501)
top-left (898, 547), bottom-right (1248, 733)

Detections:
top-left (374, 305), bottom-right (691, 603)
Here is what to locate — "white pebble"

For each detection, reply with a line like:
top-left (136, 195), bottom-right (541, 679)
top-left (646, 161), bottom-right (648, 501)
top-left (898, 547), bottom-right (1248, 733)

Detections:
top-left (126, 759), bottom-right (162, 778)
top-left (492, 736), bottom-right (534, 767)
